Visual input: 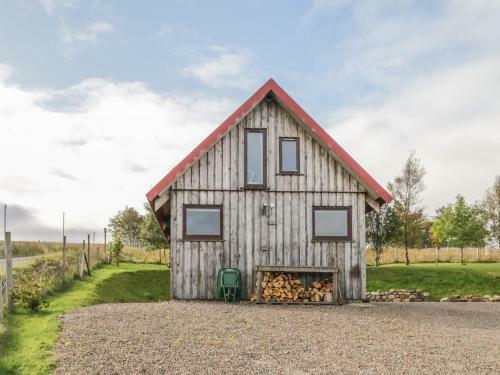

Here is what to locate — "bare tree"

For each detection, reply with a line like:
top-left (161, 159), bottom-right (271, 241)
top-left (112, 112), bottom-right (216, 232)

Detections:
top-left (388, 151), bottom-right (426, 265)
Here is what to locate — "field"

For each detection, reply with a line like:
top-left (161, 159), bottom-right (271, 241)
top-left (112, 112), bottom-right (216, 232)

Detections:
top-left (0, 240), bottom-right (168, 265)
top-left (0, 263), bottom-right (169, 375)
top-left (367, 263), bottom-right (500, 300)
top-left (365, 247), bottom-right (500, 265)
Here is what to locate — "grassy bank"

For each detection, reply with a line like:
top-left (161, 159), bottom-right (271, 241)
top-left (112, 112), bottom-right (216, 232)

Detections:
top-left (367, 263), bottom-right (500, 300)
top-left (0, 263), bottom-right (169, 375)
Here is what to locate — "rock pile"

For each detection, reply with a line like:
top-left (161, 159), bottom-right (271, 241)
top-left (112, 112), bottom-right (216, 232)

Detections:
top-left (366, 289), bottom-right (431, 302)
top-left (440, 295), bottom-right (500, 302)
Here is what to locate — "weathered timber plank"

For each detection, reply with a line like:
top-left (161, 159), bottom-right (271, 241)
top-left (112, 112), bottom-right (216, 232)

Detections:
top-left (253, 265), bottom-right (338, 273)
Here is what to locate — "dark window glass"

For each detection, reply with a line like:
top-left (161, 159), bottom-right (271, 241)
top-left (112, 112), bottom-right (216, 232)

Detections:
top-left (313, 207), bottom-right (351, 241)
top-left (183, 205), bottom-right (222, 240)
top-left (245, 130), bottom-right (266, 187)
top-left (280, 139), bottom-right (298, 172)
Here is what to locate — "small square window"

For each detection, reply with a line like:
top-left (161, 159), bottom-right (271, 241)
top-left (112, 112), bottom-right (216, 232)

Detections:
top-left (312, 206), bottom-right (351, 241)
top-left (279, 137), bottom-right (299, 174)
top-left (183, 205), bottom-right (223, 240)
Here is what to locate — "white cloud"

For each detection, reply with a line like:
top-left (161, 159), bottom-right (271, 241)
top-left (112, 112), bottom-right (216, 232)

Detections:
top-left (35, 0), bottom-right (114, 59)
top-left (327, 56), bottom-right (500, 215)
top-left (62, 21), bottom-right (114, 58)
top-left (0, 63), bottom-right (13, 81)
top-left (184, 46), bottom-right (260, 89)
top-left (302, 0), bottom-right (500, 103)
top-left (38, 0), bottom-right (80, 15)
top-left (0, 66), bottom-right (233, 240)
top-left (300, 0), bottom-right (500, 215)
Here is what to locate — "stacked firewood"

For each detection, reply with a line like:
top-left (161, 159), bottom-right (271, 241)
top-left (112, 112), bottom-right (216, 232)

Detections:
top-left (251, 272), bottom-right (334, 303)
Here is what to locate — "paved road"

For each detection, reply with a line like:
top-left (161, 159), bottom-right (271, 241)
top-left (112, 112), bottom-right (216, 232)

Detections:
top-left (0, 256), bottom-right (35, 269)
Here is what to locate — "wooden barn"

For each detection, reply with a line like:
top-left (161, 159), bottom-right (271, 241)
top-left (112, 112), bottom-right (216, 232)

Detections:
top-left (146, 79), bottom-right (392, 302)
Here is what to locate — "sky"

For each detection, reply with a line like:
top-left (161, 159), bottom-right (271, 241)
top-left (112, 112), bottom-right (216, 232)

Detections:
top-left (1, 0), bottom-right (499, 241)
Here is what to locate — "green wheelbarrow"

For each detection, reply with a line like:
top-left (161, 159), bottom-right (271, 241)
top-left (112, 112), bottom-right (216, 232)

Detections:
top-left (216, 268), bottom-right (241, 302)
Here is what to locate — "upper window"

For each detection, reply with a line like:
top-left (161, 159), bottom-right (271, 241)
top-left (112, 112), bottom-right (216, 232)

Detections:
top-left (312, 206), bottom-right (352, 241)
top-left (279, 137), bottom-right (300, 174)
top-left (183, 205), bottom-right (223, 240)
top-left (245, 129), bottom-right (267, 188)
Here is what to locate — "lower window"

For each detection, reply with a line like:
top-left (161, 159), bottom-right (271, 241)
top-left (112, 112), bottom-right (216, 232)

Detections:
top-left (183, 205), bottom-right (223, 240)
top-left (312, 206), bottom-right (352, 241)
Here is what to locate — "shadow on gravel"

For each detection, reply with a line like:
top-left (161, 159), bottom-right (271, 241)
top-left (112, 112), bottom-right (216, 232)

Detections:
top-left (91, 269), bottom-right (170, 304)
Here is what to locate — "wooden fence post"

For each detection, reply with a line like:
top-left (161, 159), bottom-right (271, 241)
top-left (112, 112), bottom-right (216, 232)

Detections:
top-left (62, 235), bottom-right (67, 283)
top-left (0, 279), bottom-right (3, 318)
top-left (0, 278), bottom-right (3, 318)
top-left (87, 234), bottom-right (91, 268)
top-left (104, 228), bottom-right (107, 263)
top-left (79, 240), bottom-right (85, 277)
top-left (4, 232), bottom-right (13, 313)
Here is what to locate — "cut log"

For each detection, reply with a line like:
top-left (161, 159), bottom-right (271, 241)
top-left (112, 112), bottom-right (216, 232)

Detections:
top-left (256, 272), bottom-right (334, 303)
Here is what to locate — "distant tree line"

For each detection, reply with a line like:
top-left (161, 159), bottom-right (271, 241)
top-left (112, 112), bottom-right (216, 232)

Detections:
top-left (367, 151), bottom-right (499, 266)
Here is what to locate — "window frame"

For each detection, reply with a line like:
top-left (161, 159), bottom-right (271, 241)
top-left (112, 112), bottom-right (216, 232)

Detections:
top-left (182, 204), bottom-right (223, 241)
top-left (244, 128), bottom-right (267, 189)
top-left (278, 137), bottom-right (300, 175)
top-left (312, 206), bottom-right (352, 242)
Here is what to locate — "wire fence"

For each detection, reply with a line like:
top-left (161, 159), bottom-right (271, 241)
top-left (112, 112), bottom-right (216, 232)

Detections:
top-left (1, 234), bottom-right (109, 316)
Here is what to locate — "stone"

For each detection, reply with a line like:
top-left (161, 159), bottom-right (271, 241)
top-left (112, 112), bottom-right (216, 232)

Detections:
top-left (490, 295), bottom-right (500, 302)
top-left (440, 297), bottom-right (449, 302)
top-left (409, 295), bottom-right (416, 302)
top-left (423, 292), bottom-right (430, 297)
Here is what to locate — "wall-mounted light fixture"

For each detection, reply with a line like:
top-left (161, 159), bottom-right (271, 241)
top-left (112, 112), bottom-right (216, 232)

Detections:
top-left (262, 204), bottom-right (274, 217)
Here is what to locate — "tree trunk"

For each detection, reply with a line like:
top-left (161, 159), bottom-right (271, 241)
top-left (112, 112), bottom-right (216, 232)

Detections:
top-left (460, 247), bottom-right (464, 265)
top-left (405, 244), bottom-right (410, 266)
top-left (435, 247), bottom-right (440, 266)
top-left (159, 249), bottom-right (162, 264)
top-left (375, 248), bottom-right (381, 267)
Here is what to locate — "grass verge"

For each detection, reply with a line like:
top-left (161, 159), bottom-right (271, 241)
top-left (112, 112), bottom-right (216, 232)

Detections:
top-left (0, 263), bottom-right (169, 375)
top-left (367, 263), bottom-right (500, 300)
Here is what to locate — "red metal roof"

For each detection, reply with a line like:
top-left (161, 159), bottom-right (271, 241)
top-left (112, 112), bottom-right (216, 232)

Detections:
top-left (146, 79), bottom-right (392, 204)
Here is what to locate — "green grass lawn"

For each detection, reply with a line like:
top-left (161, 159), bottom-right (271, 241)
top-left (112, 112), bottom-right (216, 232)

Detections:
top-left (367, 263), bottom-right (500, 300)
top-left (0, 263), bottom-right (169, 375)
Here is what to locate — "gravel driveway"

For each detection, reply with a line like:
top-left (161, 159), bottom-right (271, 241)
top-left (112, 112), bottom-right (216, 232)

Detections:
top-left (55, 301), bottom-right (499, 374)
